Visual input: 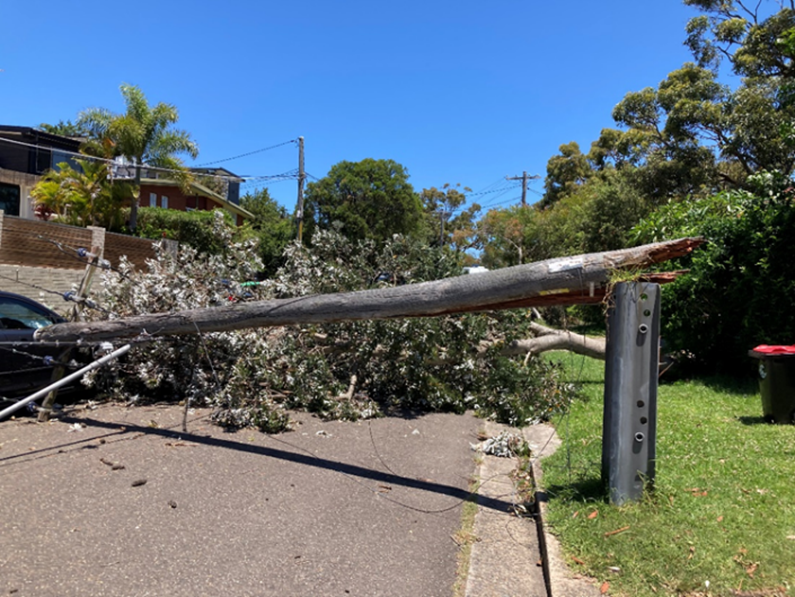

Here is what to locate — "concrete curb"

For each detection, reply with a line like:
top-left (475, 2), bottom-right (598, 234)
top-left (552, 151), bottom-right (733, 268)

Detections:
top-left (465, 420), bottom-right (547, 597)
top-left (465, 421), bottom-right (600, 597)
top-left (523, 423), bottom-right (600, 597)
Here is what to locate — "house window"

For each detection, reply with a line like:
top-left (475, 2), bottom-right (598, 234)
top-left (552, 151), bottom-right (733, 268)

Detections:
top-left (161, 195), bottom-right (168, 209)
top-left (149, 193), bottom-right (157, 207)
top-left (0, 182), bottom-right (21, 216)
top-left (51, 150), bottom-right (81, 173)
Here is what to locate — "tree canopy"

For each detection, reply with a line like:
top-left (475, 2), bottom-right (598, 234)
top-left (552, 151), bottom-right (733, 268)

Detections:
top-left (542, 142), bottom-right (592, 207)
top-left (684, 0), bottom-right (795, 77)
top-left (478, 0), bottom-right (795, 274)
top-left (419, 183), bottom-right (480, 253)
top-left (240, 188), bottom-right (294, 275)
top-left (303, 158), bottom-right (423, 244)
top-left (38, 120), bottom-right (90, 138)
top-left (30, 158), bottom-right (132, 229)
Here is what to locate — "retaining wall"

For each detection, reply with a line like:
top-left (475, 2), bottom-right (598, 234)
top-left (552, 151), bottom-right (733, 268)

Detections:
top-left (0, 211), bottom-right (159, 270)
top-left (0, 211), bottom-right (173, 314)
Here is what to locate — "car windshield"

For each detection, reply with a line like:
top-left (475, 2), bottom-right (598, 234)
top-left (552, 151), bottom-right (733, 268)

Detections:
top-left (0, 298), bottom-right (61, 330)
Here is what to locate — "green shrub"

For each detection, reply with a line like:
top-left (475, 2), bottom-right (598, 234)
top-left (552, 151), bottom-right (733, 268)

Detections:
top-left (632, 174), bottom-right (795, 374)
top-left (133, 207), bottom-right (237, 255)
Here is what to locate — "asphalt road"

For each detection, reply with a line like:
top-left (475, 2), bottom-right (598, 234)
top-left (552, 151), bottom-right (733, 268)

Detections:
top-left (0, 404), bottom-right (502, 597)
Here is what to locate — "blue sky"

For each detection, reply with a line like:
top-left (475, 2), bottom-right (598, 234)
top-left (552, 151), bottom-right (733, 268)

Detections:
top-left (1, 1), bottom-right (702, 213)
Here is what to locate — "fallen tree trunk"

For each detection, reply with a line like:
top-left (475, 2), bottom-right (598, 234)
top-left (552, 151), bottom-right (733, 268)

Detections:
top-left (35, 237), bottom-right (702, 343)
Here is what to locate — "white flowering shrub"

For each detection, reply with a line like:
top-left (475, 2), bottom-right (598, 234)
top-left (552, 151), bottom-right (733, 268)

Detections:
top-left (84, 213), bottom-right (578, 431)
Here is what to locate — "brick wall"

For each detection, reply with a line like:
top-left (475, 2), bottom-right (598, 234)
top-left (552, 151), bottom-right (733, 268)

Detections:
top-left (0, 215), bottom-right (93, 269)
top-left (0, 212), bottom-right (174, 312)
top-left (0, 211), bottom-right (160, 270)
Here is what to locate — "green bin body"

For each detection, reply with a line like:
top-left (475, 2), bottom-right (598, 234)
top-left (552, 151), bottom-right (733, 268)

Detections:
top-left (749, 349), bottom-right (795, 424)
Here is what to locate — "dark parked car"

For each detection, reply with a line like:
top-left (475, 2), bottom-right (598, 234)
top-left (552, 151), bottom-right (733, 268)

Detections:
top-left (0, 291), bottom-right (71, 400)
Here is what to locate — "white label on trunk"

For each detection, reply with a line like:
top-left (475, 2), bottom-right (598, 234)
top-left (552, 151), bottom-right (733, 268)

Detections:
top-left (548, 258), bottom-right (583, 273)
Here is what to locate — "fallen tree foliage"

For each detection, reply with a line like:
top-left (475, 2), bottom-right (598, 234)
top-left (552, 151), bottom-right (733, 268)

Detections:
top-left (58, 219), bottom-right (698, 431)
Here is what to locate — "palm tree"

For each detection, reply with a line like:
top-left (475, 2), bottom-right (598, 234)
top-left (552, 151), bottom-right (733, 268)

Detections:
top-left (78, 84), bottom-right (199, 232)
top-left (30, 158), bottom-right (132, 229)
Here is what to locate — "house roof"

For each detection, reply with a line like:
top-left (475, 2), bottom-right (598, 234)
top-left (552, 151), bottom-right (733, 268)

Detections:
top-left (190, 166), bottom-right (244, 183)
top-left (0, 125), bottom-right (84, 150)
top-left (141, 177), bottom-right (255, 221)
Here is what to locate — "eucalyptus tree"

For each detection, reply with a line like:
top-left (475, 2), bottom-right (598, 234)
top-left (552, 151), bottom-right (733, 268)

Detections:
top-left (419, 183), bottom-right (481, 252)
top-left (684, 0), bottom-right (795, 78)
top-left (541, 142), bottom-right (593, 208)
top-left (78, 84), bottom-right (199, 232)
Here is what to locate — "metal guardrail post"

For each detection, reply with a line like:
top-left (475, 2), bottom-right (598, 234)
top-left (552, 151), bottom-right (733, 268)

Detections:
top-left (601, 282), bottom-right (660, 505)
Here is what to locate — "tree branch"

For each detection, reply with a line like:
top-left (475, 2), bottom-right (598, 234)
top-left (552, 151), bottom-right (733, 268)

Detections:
top-left (500, 323), bottom-right (606, 360)
top-left (734, 0), bottom-right (759, 23)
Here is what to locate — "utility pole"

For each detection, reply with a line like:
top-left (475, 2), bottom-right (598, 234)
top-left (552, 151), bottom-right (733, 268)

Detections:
top-left (296, 136), bottom-right (306, 243)
top-left (506, 171), bottom-right (540, 207)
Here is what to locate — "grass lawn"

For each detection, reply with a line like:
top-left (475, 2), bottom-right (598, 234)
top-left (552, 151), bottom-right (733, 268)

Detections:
top-left (541, 352), bottom-right (795, 596)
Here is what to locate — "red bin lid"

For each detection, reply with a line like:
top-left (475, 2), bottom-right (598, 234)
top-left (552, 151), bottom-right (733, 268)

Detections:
top-left (752, 344), bottom-right (795, 354)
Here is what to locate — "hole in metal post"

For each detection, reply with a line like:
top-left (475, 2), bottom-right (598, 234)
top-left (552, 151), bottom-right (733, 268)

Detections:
top-left (640, 293), bottom-right (648, 301)
top-left (639, 324), bottom-right (649, 334)
top-left (640, 416), bottom-right (648, 424)
top-left (637, 400), bottom-right (645, 408)
top-left (634, 432), bottom-right (645, 442)
top-left (643, 309), bottom-right (651, 317)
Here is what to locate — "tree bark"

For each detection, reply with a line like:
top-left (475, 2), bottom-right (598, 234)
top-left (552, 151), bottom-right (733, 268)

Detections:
top-left (35, 237), bottom-right (702, 344)
top-left (500, 323), bottom-right (606, 360)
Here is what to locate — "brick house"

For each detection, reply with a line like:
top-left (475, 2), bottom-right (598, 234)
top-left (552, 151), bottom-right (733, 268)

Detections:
top-left (0, 125), bottom-right (253, 225)
top-left (139, 167), bottom-right (253, 226)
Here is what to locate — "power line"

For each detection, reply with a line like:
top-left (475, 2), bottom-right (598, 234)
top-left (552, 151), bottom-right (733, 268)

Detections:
top-left (486, 195), bottom-right (524, 209)
top-left (429, 182), bottom-right (522, 218)
top-left (0, 136), bottom-right (292, 184)
top-left (472, 176), bottom-right (512, 195)
top-left (243, 169), bottom-right (299, 182)
top-left (477, 186), bottom-right (518, 208)
top-left (241, 180), bottom-right (294, 189)
top-left (0, 136), bottom-right (220, 181)
top-left (467, 183), bottom-right (521, 197)
top-left (240, 171), bottom-right (299, 188)
top-left (194, 139), bottom-right (297, 167)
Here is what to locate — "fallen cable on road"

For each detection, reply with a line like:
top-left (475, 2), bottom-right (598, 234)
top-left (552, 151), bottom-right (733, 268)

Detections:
top-left (0, 344), bottom-right (131, 420)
